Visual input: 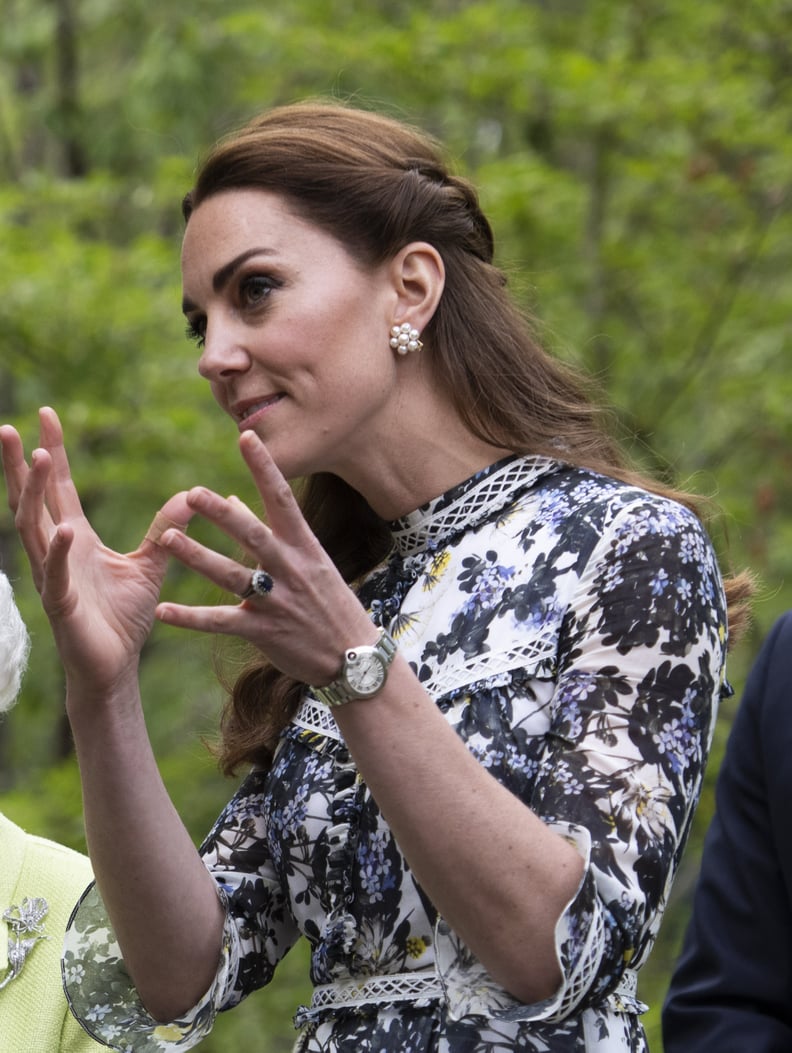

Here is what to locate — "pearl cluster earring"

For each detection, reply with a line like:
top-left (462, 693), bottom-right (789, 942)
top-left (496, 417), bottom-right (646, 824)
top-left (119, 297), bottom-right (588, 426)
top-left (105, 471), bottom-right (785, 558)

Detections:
top-left (389, 322), bottom-right (423, 355)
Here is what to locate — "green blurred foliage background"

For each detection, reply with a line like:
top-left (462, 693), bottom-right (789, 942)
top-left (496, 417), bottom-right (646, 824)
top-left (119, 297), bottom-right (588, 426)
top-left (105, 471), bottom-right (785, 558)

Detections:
top-left (1, 1), bottom-right (791, 1048)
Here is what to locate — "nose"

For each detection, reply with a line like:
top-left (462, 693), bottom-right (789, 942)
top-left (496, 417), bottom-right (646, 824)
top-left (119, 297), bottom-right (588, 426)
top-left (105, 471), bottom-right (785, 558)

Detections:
top-left (197, 317), bottom-right (252, 382)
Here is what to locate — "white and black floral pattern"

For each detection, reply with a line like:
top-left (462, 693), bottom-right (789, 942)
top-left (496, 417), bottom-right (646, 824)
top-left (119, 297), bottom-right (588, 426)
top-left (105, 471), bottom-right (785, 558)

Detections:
top-left (63, 456), bottom-right (729, 1052)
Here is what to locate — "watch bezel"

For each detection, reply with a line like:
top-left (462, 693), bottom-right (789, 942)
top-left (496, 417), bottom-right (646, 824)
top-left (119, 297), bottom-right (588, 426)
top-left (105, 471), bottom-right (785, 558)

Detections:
top-left (343, 644), bottom-right (389, 697)
top-left (311, 630), bottom-right (397, 708)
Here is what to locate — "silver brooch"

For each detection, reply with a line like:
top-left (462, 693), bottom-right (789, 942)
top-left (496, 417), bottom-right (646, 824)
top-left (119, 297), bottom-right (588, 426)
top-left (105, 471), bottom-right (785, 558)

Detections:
top-left (0, 897), bottom-right (50, 990)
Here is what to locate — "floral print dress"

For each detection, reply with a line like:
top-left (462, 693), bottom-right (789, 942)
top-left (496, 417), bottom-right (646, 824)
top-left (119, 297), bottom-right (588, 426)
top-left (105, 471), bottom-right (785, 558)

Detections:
top-left (63, 456), bottom-right (729, 1052)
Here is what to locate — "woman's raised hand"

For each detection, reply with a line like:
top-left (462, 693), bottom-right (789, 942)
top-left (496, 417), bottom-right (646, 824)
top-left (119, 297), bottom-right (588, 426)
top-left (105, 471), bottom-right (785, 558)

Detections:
top-left (155, 429), bottom-right (372, 688)
top-left (0, 407), bottom-right (192, 696)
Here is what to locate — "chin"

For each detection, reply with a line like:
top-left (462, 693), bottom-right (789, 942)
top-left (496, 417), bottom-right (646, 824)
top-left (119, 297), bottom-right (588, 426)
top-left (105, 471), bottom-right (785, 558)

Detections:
top-left (267, 447), bottom-right (314, 483)
top-left (260, 432), bottom-right (336, 484)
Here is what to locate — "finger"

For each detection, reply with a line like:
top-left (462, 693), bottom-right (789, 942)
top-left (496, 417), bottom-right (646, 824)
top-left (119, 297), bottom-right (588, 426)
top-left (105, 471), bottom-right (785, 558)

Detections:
top-left (155, 600), bottom-right (269, 641)
top-left (238, 431), bottom-right (314, 542)
top-left (144, 512), bottom-right (187, 547)
top-left (40, 522), bottom-right (77, 614)
top-left (14, 448), bottom-right (58, 575)
top-left (1, 430), bottom-right (50, 589)
top-left (156, 526), bottom-right (266, 600)
top-left (0, 425), bottom-right (29, 514)
top-left (184, 485), bottom-right (274, 561)
top-left (136, 492), bottom-right (193, 560)
top-left (37, 407), bottom-right (85, 522)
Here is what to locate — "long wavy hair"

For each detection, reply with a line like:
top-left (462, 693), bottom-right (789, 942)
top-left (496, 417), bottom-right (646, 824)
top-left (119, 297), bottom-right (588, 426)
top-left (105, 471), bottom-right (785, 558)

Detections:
top-left (182, 99), bottom-right (752, 775)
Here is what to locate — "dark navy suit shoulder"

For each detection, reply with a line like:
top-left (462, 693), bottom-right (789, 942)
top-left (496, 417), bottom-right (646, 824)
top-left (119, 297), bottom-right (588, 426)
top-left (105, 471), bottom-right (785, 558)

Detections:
top-left (663, 611), bottom-right (792, 1051)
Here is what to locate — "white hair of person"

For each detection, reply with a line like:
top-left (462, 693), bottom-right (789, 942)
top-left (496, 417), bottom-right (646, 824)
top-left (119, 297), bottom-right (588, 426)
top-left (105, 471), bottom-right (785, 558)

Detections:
top-left (0, 571), bottom-right (31, 714)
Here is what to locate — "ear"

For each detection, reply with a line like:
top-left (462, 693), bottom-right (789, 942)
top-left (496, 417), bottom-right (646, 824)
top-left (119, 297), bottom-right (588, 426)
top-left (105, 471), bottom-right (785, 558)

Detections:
top-left (388, 242), bottom-right (445, 332)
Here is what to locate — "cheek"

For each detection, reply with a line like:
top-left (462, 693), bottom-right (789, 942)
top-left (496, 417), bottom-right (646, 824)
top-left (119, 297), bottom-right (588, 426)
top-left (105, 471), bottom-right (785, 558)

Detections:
top-left (329, 278), bottom-right (391, 341)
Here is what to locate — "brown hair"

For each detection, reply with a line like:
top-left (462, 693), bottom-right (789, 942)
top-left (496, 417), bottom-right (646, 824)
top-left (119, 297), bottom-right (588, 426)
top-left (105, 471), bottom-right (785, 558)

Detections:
top-left (183, 99), bottom-right (752, 775)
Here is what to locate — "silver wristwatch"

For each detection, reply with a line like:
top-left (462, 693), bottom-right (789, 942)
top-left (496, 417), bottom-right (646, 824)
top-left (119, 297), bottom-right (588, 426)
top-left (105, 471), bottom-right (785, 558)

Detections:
top-left (311, 630), bottom-right (397, 707)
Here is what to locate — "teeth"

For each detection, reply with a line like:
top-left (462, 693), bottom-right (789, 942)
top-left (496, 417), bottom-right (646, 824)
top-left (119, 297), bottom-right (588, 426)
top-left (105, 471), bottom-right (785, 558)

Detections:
top-left (240, 397), bottom-right (276, 421)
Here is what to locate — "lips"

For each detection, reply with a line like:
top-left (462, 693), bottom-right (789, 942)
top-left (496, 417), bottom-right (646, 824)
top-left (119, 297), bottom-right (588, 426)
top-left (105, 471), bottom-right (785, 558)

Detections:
top-left (232, 394), bottom-right (284, 426)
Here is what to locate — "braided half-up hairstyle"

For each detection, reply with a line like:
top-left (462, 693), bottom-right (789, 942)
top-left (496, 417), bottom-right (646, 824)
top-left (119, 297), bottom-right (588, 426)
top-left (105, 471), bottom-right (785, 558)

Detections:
top-left (182, 99), bottom-right (752, 775)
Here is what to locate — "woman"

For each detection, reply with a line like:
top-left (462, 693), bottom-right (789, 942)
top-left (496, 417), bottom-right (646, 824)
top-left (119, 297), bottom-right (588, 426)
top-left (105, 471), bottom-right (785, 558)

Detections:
top-left (0, 571), bottom-right (103, 1052)
top-left (1, 100), bottom-right (750, 1052)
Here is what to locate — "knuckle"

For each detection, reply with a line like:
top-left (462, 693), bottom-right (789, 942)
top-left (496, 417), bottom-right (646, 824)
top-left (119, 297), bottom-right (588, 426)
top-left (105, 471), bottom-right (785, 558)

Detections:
top-left (270, 476), bottom-right (295, 509)
top-left (208, 607), bottom-right (230, 633)
top-left (240, 522), bottom-right (267, 550)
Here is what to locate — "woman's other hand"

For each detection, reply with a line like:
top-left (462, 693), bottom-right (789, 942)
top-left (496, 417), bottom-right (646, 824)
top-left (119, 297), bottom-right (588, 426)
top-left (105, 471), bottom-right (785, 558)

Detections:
top-left (0, 406), bottom-right (192, 698)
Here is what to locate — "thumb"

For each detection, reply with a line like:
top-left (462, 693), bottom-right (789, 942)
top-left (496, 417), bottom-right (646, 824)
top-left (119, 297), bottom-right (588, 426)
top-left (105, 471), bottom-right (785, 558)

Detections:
top-left (139, 492), bottom-right (195, 553)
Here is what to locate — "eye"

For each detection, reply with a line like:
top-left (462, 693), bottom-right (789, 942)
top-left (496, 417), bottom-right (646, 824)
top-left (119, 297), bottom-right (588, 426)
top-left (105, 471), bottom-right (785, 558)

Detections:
top-left (239, 274), bottom-right (277, 307)
top-left (184, 318), bottom-right (206, 348)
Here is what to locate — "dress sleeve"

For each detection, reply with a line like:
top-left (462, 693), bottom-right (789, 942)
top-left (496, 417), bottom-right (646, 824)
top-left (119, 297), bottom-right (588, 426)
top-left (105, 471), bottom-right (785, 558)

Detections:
top-left (62, 769), bottom-right (299, 1052)
top-left (436, 495), bottom-right (728, 1023)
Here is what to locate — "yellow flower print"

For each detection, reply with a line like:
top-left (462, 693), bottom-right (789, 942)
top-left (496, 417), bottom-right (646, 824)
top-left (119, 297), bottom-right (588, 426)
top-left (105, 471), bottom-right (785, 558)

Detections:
top-left (391, 611), bottom-right (419, 639)
top-left (423, 550), bottom-right (450, 589)
top-left (406, 936), bottom-right (428, 958)
top-left (153, 1023), bottom-right (188, 1041)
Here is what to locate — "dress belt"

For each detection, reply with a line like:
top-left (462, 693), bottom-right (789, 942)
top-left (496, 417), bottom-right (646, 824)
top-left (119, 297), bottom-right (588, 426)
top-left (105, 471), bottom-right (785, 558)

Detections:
top-left (310, 970), bottom-right (443, 1010)
top-left (309, 967), bottom-right (640, 1012)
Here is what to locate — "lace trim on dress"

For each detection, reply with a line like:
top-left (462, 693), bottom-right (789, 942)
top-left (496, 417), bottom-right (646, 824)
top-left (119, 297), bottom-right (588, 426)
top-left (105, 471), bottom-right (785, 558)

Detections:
top-left (292, 696), bottom-right (343, 741)
top-left (389, 455), bottom-right (561, 557)
top-left (294, 970), bottom-right (443, 1027)
top-left (420, 639), bottom-right (557, 701)
top-left (291, 654), bottom-right (557, 744)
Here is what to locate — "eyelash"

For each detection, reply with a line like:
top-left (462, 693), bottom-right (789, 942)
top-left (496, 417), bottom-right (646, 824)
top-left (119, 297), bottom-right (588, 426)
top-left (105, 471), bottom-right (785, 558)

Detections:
top-left (240, 274), bottom-right (278, 305)
top-left (185, 320), bottom-right (206, 348)
top-left (184, 274), bottom-right (280, 349)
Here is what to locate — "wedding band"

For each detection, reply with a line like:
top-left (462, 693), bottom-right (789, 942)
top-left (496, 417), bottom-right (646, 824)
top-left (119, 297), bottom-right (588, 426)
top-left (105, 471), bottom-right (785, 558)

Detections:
top-left (239, 569), bottom-right (274, 599)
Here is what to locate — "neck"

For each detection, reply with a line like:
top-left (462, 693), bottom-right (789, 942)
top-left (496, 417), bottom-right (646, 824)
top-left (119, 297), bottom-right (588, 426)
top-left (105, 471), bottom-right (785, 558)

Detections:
top-left (342, 434), bottom-right (514, 520)
top-left (318, 364), bottom-right (515, 519)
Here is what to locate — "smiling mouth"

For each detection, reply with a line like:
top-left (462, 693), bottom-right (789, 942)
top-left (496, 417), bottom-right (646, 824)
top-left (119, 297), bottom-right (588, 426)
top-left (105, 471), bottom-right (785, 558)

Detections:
top-left (236, 394), bottom-right (284, 424)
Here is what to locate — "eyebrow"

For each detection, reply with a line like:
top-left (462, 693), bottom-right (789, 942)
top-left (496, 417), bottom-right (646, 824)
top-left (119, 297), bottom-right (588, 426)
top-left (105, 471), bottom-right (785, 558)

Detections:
top-left (181, 247), bottom-right (276, 314)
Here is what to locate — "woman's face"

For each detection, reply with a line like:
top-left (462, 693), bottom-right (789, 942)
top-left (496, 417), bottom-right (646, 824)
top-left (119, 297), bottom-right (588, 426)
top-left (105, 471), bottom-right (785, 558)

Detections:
top-left (181, 189), bottom-right (401, 483)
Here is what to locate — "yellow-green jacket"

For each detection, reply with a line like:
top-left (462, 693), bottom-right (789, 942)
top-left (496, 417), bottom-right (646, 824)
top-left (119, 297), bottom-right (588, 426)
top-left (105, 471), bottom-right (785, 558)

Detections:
top-left (0, 812), bottom-right (104, 1052)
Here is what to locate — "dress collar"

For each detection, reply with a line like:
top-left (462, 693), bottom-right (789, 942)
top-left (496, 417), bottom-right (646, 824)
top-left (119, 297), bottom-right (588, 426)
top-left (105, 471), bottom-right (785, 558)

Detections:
top-left (388, 454), bottom-right (562, 558)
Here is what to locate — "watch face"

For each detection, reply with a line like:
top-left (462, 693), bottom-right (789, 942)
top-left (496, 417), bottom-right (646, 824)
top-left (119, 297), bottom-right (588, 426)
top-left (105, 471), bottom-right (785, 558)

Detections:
top-left (345, 648), bottom-right (386, 696)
